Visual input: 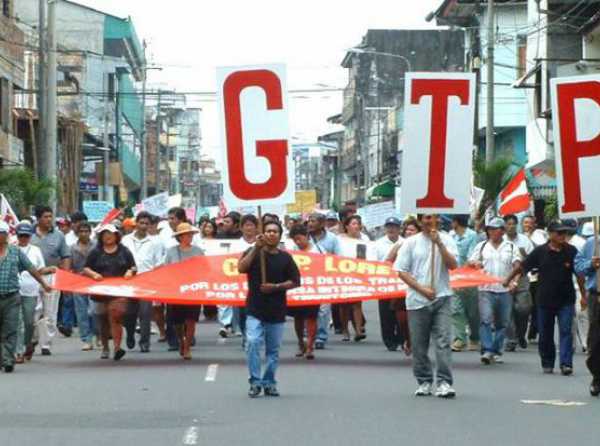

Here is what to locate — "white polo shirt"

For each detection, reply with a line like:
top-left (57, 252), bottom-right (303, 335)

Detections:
top-left (122, 233), bottom-right (165, 273)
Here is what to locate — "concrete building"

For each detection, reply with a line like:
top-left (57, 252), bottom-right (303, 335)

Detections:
top-left (14, 0), bottom-right (146, 208)
top-left (340, 29), bottom-right (465, 204)
top-left (0, 0), bottom-right (25, 167)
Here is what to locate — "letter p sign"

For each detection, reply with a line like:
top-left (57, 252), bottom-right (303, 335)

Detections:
top-left (217, 64), bottom-right (294, 207)
top-left (551, 76), bottom-right (600, 218)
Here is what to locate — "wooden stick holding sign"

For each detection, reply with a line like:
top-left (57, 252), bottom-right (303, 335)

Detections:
top-left (594, 217), bottom-right (600, 294)
top-left (257, 206), bottom-right (267, 284)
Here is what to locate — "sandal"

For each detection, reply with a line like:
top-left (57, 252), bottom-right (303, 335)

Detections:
top-left (295, 343), bottom-right (306, 357)
top-left (305, 351), bottom-right (315, 360)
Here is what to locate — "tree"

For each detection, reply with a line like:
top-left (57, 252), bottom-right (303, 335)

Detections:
top-left (0, 168), bottom-right (56, 217)
top-left (473, 157), bottom-right (514, 217)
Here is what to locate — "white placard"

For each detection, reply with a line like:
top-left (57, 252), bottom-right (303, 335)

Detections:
top-left (399, 72), bottom-right (476, 215)
top-left (142, 192), bottom-right (169, 217)
top-left (358, 201), bottom-right (397, 229)
top-left (550, 75), bottom-right (600, 218)
top-left (217, 64), bottom-right (294, 208)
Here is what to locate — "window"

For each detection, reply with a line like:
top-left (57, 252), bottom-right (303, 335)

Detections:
top-left (517, 35), bottom-right (527, 79)
top-left (0, 77), bottom-right (10, 133)
top-left (2, 0), bottom-right (10, 18)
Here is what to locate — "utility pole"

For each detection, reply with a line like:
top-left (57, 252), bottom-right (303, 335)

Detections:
top-left (102, 73), bottom-right (111, 202)
top-left (155, 91), bottom-right (161, 194)
top-left (140, 40), bottom-right (148, 199)
top-left (486, 0), bottom-right (495, 165)
top-left (37, 0), bottom-right (46, 180)
top-left (47, 0), bottom-right (57, 211)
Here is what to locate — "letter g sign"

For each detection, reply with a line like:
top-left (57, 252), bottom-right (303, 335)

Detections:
top-left (218, 65), bottom-right (294, 207)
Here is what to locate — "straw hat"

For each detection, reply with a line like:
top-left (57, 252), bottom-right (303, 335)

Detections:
top-left (172, 222), bottom-right (199, 237)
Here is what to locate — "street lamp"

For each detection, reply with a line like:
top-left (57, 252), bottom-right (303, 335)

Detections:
top-left (346, 47), bottom-right (413, 72)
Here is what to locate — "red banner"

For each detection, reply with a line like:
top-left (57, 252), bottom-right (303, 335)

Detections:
top-left (53, 252), bottom-right (501, 306)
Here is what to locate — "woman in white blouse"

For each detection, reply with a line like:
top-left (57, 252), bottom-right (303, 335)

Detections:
top-left (337, 215), bottom-right (376, 342)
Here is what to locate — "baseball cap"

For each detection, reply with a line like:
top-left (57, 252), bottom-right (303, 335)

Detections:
top-left (0, 221), bottom-right (9, 233)
top-left (486, 217), bottom-right (505, 229)
top-left (582, 221), bottom-right (594, 237)
top-left (97, 223), bottom-right (120, 234)
top-left (384, 217), bottom-right (402, 227)
top-left (326, 211), bottom-right (338, 221)
top-left (16, 222), bottom-right (34, 236)
top-left (547, 219), bottom-right (570, 233)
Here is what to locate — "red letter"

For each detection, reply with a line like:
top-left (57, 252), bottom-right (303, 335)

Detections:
top-left (223, 70), bottom-right (288, 200)
top-left (556, 81), bottom-right (600, 213)
top-left (411, 79), bottom-right (470, 208)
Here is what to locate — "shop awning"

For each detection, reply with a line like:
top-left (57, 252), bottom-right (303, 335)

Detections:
top-left (367, 180), bottom-right (395, 199)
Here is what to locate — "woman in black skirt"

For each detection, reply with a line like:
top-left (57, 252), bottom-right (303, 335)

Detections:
top-left (288, 225), bottom-right (319, 360)
top-left (165, 223), bottom-right (204, 360)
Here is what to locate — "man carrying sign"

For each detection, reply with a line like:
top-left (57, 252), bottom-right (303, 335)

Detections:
top-left (238, 220), bottom-right (300, 398)
top-left (394, 214), bottom-right (458, 398)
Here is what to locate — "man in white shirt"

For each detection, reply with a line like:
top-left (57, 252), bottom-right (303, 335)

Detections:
top-left (503, 214), bottom-right (534, 351)
top-left (122, 211), bottom-right (165, 352)
top-left (15, 223), bottom-right (50, 363)
top-left (395, 214), bottom-right (458, 398)
top-left (469, 217), bottom-right (522, 365)
top-left (375, 217), bottom-right (404, 351)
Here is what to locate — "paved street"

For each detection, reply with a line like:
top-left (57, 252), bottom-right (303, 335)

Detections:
top-left (0, 301), bottom-right (597, 446)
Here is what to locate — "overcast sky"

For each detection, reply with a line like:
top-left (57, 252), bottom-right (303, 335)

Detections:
top-left (76, 0), bottom-right (443, 163)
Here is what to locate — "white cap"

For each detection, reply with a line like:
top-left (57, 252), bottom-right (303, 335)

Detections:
top-left (0, 221), bottom-right (9, 233)
top-left (581, 221), bottom-right (595, 237)
top-left (96, 223), bottom-right (119, 234)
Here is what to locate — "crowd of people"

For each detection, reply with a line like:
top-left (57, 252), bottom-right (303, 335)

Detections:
top-left (0, 202), bottom-right (598, 400)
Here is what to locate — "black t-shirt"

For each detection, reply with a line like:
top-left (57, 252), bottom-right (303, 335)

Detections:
top-left (244, 248), bottom-right (301, 323)
top-left (84, 244), bottom-right (136, 278)
top-left (522, 243), bottom-right (578, 308)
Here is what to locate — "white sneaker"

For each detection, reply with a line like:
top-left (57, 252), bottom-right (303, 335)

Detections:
top-left (481, 352), bottom-right (494, 365)
top-left (218, 328), bottom-right (228, 338)
top-left (81, 342), bottom-right (93, 351)
top-left (414, 383), bottom-right (433, 396)
top-left (493, 354), bottom-right (504, 364)
top-left (435, 382), bottom-right (456, 398)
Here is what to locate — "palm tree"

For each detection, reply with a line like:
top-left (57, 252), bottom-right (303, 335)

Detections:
top-left (0, 168), bottom-right (56, 217)
top-left (473, 157), bottom-right (515, 217)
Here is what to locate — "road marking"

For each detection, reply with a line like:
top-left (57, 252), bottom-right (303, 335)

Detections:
top-left (182, 426), bottom-right (199, 445)
top-left (521, 399), bottom-right (587, 407)
top-left (205, 364), bottom-right (219, 382)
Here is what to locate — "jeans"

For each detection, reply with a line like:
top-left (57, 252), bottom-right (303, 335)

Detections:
top-left (587, 291), bottom-right (600, 379)
top-left (218, 305), bottom-right (234, 328)
top-left (317, 304), bottom-right (331, 343)
top-left (246, 315), bottom-right (285, 387)
top-left (506, 289), bottom-right (532, 346)
top-left (451, 287), bottom-right (480, 343)
top-left (408, 296), bottom-right (453, 385)
top-left (0, 293), bottom-right (20, 367)
top-left (538, 304), bottom-right (574, 369)
top-left (58, 293), bottom-right (75, 329)
top-left (73, 294), bottom-right (94, 343)
top-left (16, 294), bottom-right (37, 355)
top-left (479, 291), bottom-right (512, 355)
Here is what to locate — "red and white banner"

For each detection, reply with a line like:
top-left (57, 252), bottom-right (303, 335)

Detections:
top-left (217, 64), bottom-right (294, 208)
top-left (53, 252), bottom-right (501, 306)
top-left (498, 168), bottom-right (531, 216)
top-left (551, 75), bottom-right (600, 218)
top-left (1, 193), bottom-right (19, 230)
top-left (400, 72), bottom-right (476, 215)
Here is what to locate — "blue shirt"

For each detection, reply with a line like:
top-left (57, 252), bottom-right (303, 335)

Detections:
top-left (575, 237), bottom-right (598, 292)
top-left (451, 228), bottom-right (478, 267)
top-left (311, 230), bottom-right (341, 255)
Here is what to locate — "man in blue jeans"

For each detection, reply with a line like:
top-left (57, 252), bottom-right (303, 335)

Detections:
top-left (238, 221), bottom-right (300, 398)
top-left (468, 217), bottom-right (521, 365)
top-left (505, 220), bottom-right (584, 375)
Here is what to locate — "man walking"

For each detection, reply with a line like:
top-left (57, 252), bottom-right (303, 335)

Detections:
top-left (30, 205), bottom-right (71, 356)
top-left (238, 221), bottom-right (300, 398)
top-left (375, 217), bottom-right (405, 351)
top-left (468, 218), bottom-right (521, 365)
top-left (122, 211), bottom-right (165, 352)
top-left (0, 222), bottom-right (52, 373)
top-left (505, 220), bottom-right (583, 375)
top-left (307, 212), bottom-right (341, 349)
top-left (503, 214), bottom-right (534, 351)
top-left (575, 232), bottom-right (600, 396)
top-left (395, 214), bottom-right (458, 398)
top-left (449, 215), bottom-right (479, 352)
